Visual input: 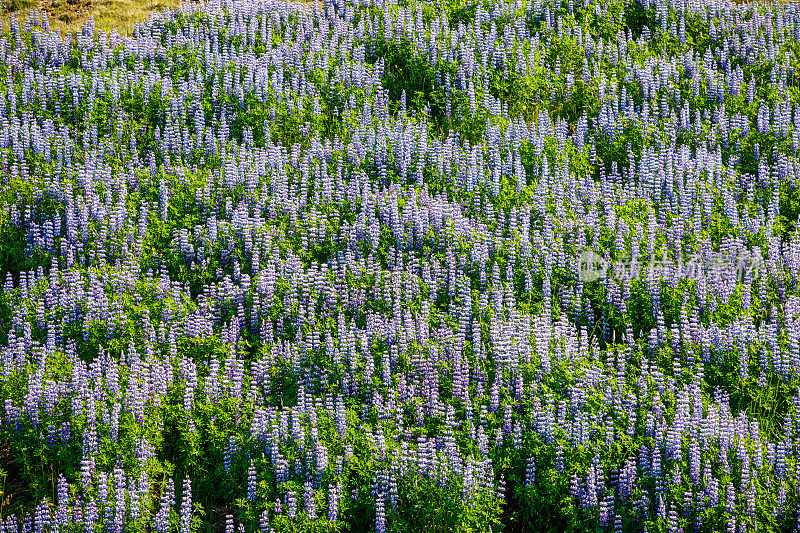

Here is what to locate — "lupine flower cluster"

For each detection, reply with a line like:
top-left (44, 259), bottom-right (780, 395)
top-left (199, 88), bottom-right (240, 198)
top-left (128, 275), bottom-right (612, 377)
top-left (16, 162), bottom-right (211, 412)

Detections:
top-left (1, 0), bottom-right (800, 530)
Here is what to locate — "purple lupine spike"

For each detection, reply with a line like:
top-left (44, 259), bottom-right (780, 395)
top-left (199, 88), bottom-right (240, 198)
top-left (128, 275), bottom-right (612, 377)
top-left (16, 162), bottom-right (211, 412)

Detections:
top-left (304, 480), bottom-right (316, 520)
top-left (85, 497), bottom-right (98, 533)
top-left (327, 482), bottom-right (341, 523)
top-left (286, 491), bottom-right (297, 520)
top-left (180, 477), bottom-right (192, 533)
top-left (56, 473), bottom-right (69, 529)
top-left (246, 461), bottom-right (257, 502)
top-left (259, 509), bottom-right (270, 533)
top-left (155, 478), bottom-right (174, 533)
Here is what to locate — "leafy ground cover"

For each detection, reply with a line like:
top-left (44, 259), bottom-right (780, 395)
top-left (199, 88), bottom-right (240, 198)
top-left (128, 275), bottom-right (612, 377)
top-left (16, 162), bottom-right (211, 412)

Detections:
top-left (1, 0), bottom-right (800, 531)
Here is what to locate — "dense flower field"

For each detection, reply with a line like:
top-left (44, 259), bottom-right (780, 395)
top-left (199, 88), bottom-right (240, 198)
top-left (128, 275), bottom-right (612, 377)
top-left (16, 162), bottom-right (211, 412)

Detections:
top-left (1, 0), bottom-right (800, 530)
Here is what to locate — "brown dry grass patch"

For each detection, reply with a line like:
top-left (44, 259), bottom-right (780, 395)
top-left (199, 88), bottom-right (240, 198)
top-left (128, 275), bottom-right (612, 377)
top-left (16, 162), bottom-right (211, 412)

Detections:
top-left (1, 0), bottom-right (317, 39)
top-left (1, 0), bottom-right (189, 37)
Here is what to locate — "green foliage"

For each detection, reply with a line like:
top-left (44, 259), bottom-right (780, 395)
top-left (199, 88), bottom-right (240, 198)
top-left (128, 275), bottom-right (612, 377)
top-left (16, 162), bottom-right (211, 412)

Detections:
top-left (388, 475), bottom-right (503, 533)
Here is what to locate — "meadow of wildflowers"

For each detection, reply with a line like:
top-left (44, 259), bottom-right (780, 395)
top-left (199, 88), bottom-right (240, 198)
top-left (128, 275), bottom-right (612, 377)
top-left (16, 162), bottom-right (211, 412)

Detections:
top-left (0, 0), bottom-right (799, 531)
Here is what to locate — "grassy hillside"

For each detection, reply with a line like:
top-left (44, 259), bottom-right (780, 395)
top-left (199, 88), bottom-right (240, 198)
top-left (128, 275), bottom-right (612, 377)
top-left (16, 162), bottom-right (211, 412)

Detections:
top-left (0, 0), bottom-right (773, 38)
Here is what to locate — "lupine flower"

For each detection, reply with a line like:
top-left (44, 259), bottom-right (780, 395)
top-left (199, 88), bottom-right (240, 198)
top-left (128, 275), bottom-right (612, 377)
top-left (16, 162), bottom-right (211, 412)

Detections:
top-left (286, 491), bottom-right (297, 520)
top-left (180, 477), bottom-right (192, 533)
top-left (155, 478), bottom-right (174, 533)
top-left (304, 481), bottom-right (316, 520)
top-left (246, 461), bottom-right (257, 502)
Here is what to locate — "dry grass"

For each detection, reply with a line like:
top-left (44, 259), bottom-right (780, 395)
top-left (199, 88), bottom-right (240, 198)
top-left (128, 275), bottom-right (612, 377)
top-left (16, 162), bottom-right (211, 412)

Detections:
top-left (1, 0), bottom-right (189, 38)
top-left (0, 0), bottom-right (317, 39)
